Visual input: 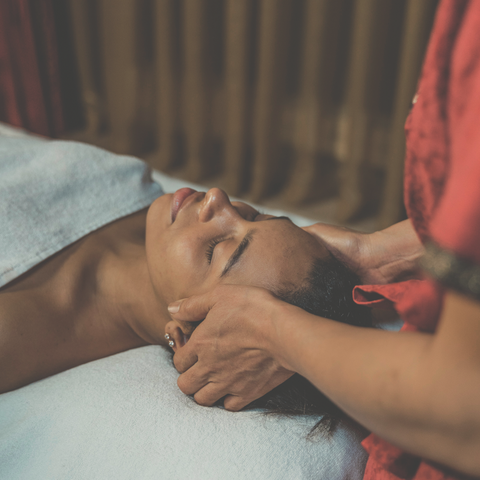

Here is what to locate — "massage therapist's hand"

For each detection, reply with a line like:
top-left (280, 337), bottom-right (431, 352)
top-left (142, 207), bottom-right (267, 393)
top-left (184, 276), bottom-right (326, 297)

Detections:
top-left (165, 285), bottom-right (295, 411)
top-left (304, 219), bottom-right (424, 284)
top-left (303, 223), bottom-right (376, 282)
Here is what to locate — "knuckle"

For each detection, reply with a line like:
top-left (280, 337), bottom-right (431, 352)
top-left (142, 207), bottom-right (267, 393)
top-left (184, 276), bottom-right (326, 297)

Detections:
top-left (177, 375), bottom-right (192, 395)
top-left (224, 397), bottom-right (245, 412)
top-left (194, 391), bottom-right (214, 407)
top-left (173, 354), bottom-right (185, 373)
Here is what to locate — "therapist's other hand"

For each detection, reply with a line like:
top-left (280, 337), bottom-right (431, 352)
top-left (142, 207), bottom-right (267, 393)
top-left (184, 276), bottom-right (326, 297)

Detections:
top-left (303, 223), bottom-right (379, 283)
top-left (304, 220), bottom-right (423, 285)
top-left (166, 285), bottom-right (295, 411)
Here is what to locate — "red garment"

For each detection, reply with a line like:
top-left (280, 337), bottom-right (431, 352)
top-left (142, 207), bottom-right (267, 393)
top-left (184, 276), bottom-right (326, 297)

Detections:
top-left (353, 1), bottom-right (480, 479)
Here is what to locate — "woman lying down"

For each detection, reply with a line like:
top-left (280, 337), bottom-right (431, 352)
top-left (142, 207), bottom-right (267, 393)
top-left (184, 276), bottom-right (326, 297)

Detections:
top-left (0, 133), bottom-right (371, 478)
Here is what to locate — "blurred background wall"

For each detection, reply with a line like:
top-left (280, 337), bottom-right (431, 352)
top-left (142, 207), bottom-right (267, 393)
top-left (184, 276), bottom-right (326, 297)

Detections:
top-left (0, 0), bottom-right (439, 230)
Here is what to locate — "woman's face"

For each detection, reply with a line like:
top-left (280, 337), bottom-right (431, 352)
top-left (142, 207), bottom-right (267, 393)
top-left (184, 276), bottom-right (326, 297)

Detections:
top-left (145, 188), bottom-right (327, 304)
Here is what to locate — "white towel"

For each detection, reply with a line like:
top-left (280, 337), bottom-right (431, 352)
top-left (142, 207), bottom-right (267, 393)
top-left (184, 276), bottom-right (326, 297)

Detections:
top-left (0, 134), bottom-right (162, 287)
top-left (0, 346), bottom-right (367, 480)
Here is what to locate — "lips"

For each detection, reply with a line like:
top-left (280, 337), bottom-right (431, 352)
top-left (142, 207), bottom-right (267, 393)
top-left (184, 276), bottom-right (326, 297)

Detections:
top-left (171, 188), bottom-right (197, 223)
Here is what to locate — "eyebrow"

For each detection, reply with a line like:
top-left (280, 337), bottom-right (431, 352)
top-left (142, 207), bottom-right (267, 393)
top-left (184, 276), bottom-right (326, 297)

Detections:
top-left (219, 216), bottom-right (292, 278)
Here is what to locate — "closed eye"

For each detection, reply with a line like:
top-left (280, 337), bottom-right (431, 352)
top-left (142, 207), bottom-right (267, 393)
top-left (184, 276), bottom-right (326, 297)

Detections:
top-left (206, 211), bottom-right (285, 265)
top-left (206, 238), bottom-right (221, 264)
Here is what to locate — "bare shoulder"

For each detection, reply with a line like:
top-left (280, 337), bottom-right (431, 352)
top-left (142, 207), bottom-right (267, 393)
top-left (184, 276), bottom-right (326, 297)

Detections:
top-left (0, 277), bottom-right (76, 393)
top-left (0, 233), bottom-right (91, 393)
top-left (0, 207), bottom-right (150, 393)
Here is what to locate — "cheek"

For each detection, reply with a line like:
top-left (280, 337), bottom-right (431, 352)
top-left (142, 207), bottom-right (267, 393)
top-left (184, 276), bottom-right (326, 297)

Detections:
top-left (159, 235), bottom-right (205, 298)
top-left (166, 237), bottom-right (196, 275)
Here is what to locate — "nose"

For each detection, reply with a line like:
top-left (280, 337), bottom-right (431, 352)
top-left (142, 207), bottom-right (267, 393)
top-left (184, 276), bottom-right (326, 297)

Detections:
top-left (199, 188), bottom-right (231, 222)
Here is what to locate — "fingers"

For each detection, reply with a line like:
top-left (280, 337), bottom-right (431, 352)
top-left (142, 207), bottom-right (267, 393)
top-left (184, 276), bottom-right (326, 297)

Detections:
top-left (176, 366), bottom-right (209, 395)
top-left (173, 342), bottom-right (198, 373)
top-left (193, 383), bottom-right (226, 407)
top-left (168, 285), bottom-right (269, 322)
top-left (177, 367), bottom-right (227, 407)
top-left (168, 291), bottom-right (217, 322)
top-left (303, 223), bottom-right (361, 266)
top-left (223, 394), bottom-right (251, 412)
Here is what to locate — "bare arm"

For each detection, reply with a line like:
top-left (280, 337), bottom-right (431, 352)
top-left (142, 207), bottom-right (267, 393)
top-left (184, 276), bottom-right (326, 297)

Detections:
top-left (272, 290), bottom-right (480, 476)
top-left (305, 219), bottom-right (425, 284)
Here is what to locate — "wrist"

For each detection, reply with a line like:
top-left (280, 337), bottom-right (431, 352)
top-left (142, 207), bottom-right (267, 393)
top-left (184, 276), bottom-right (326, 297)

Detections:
top-left (366, 220), bottom-right (425, 284)
top-left (266, 300), bottom-right (326, 373)
top-left (261, 299), bottom-right (296, 371)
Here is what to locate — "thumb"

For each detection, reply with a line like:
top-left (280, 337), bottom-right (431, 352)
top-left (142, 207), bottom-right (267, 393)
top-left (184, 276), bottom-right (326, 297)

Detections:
top-left (303, 223), bottom-right (353, 251)
top-left (303, 222), bottom-right (347, 239)
top-left (168, 291), bottom-right (216, 322)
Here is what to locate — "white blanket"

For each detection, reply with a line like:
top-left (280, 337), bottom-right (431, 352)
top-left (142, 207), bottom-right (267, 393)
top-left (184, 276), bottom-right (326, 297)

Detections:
top-left (0, 346), bottom-right (367, 480)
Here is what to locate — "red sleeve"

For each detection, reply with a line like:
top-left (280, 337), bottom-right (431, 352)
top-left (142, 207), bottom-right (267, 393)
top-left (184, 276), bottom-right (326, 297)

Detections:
top-left (430, 3), bottom-right (480, 266)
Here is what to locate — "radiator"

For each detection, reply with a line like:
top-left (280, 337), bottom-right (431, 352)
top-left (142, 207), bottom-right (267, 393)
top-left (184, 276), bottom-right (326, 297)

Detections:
top-left (68, 0), bottom-right (438, 227)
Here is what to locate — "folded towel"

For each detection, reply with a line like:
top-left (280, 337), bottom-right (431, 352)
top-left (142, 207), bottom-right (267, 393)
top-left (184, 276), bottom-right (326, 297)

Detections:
top-left (0, 135), bottom-right (162, 287)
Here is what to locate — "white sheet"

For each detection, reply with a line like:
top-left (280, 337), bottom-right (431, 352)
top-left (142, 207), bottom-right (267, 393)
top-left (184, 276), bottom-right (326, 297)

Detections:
top-left (0, 347), bottom-right (367, 480)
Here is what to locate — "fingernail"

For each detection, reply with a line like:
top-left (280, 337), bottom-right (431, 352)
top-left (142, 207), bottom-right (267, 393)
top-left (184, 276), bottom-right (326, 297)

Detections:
top-left (168, 301), bottom-right (182, 314)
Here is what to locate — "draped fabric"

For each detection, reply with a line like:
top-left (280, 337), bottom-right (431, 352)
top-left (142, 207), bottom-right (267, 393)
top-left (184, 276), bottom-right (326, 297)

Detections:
top-left (354, 1), bottom-right (480, 478)
top-left (0, 0), bottom-right (68, 136)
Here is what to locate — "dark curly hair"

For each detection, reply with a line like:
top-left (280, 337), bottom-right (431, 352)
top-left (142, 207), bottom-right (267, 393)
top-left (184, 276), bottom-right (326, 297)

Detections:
top-left (242, 254), bottom-right (372, 437)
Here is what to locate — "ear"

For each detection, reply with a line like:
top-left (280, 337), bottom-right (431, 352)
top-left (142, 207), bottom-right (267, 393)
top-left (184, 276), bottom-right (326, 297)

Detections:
top-left (176, 319), bottom-right (201, 336)
top-left (165, 320), bottom-right (192, 351)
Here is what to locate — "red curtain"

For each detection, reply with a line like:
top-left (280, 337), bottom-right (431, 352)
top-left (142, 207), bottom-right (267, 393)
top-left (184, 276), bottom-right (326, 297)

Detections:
top-left (0, 0), bottom-right (75, 136)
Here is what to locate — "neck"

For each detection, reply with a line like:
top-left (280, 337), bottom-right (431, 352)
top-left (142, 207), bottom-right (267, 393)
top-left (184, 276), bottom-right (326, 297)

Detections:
top-left (74, 212), bottom-right (171, 351)
top-left (95, 239), bottom-right (170, 346)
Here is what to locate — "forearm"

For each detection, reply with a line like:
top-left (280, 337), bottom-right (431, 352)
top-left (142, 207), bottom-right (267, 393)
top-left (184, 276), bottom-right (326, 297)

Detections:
top-left (366, 219), bottom-right (424, 283)
top-left (271, 295), bottom-right (480, 475)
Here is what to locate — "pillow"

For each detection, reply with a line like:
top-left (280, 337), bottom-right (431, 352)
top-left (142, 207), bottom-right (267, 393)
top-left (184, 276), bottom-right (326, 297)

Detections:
top-left (0, 346), bottom-right (367, 480)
